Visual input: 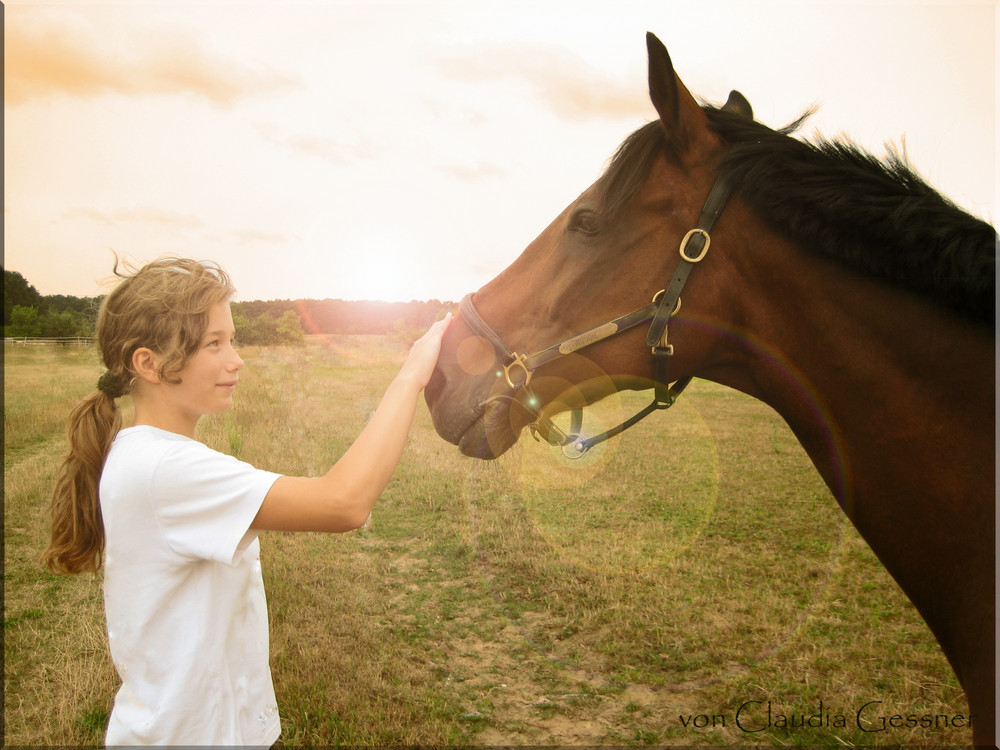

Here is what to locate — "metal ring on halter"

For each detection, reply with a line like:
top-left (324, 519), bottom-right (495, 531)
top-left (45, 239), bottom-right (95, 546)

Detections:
top-left (651, 289), bottom-right (682, 317)
top-left (561, 436), bottom-right (589, 459)
top-left (502, 353), bottom-right (532, 389)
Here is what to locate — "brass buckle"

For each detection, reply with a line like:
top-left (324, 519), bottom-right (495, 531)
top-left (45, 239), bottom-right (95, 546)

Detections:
top-left (503, 353), bottom-right (532, 389)
top-left (679, 228), bottom-right (711, 263)
top-left (651, 289), bottom-right (682, 317)
top-left (529, 419), bottom-right (568, 446)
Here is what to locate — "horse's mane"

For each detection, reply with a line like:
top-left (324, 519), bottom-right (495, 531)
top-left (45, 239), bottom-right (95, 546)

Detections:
top-left (600, 109), bottom-right (997, 324)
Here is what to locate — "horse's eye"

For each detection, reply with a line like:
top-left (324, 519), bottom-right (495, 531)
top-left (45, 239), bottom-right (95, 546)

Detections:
top-left (569, 208), bottom-right (602, 236)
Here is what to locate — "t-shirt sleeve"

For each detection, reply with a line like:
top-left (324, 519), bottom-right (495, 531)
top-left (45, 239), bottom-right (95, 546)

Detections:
top-left (149, 440), bottom-right (281, 565)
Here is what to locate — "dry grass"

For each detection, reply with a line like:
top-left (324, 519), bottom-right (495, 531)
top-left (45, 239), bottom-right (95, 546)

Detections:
top-left (4, 338), bottom-right (970, 745)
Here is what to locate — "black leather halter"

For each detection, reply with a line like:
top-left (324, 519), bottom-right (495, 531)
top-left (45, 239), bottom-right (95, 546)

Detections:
top-left (460, 157), bottom-right (739, 459)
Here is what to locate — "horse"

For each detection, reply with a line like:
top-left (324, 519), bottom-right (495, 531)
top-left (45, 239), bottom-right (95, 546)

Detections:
top-left (425, 33), bottom-right (996, 746)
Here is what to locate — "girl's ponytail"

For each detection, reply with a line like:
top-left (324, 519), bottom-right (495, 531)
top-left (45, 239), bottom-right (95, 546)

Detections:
top-left (42, 256), bottom-right (235, 575)
top-left (43, 383), bottom-right (122, 574)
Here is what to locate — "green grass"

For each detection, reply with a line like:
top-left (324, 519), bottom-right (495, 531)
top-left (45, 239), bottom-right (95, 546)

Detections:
top-left (3, 337), bottom-right (970, 745)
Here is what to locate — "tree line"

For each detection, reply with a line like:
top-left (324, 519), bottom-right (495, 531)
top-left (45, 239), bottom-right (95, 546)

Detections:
top-left (3, 269), bottom-right (453, 345)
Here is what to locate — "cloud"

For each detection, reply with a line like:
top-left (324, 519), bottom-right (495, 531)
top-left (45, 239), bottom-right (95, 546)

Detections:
top-left (254, 124), bottom-right (375, 165)
top-left (227, 228), bottom-right (298, 246)
top-left (438, 42), bottom-right (647, 121)
top-left (63, 206), bottom-right (205, 230)
top-left (6, 16), bottom-right (302, 106)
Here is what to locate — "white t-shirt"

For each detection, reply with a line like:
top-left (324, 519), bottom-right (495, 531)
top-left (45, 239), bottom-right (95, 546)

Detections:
top-left (100, 425), bottom-right (282, 746)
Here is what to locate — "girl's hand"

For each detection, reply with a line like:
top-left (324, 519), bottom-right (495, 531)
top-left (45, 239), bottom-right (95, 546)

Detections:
top-left (253, 312), bottom-right (455, 533)
top-left (398, 313), bottom-right (453, 389)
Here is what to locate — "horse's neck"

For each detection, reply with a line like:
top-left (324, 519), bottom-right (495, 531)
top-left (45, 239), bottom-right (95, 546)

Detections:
top-left (728, 236), bottom-right (993, 512)
top-left (714, 228), bottom-right (994, 706)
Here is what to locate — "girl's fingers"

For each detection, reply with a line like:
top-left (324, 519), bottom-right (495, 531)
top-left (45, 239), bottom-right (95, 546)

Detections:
top-left (401, 313), bottom-right (454, 386)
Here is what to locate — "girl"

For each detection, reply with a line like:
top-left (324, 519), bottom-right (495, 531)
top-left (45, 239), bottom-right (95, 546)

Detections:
top-left (42, 257), bottom-right (452, 745)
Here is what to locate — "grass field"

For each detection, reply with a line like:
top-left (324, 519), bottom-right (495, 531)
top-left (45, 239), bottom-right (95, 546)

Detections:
top-left (4, 337), bottom-right (971, 745)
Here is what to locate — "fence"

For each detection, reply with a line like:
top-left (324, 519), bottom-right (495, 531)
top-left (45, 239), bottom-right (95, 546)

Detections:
top-left (4, 337), bottom-right (94, 347)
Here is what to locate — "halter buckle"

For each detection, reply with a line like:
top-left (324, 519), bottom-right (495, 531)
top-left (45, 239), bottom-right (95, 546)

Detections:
top-left (529, 418), bottom-right (568, 446)
top-left (679, 228), bottom-right (711, 263)
top-left (651, 289), bottom-right (682, 317)
top-left (503, 353), bottom-right (532, 389)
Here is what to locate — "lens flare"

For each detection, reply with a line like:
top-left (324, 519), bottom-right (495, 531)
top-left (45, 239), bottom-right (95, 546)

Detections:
top-left (511, 387), bottom-right (721, 573)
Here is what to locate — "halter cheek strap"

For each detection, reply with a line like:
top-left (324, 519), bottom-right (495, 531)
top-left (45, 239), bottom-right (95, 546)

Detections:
top-left (563, 171), bottom-right (737, 458)
top-left (645, 169), bottom-right (738, 350)
top-left (641, 159), bottom-right (740, 415)
top-left (460, 149), bottom-right (741, 458)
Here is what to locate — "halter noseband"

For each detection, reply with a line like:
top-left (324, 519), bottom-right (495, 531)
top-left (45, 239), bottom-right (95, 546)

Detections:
top-left (460, 156), bottom-right (739, 459)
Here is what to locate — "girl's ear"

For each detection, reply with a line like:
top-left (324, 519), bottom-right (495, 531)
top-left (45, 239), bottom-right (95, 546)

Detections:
top-left (132, 348), bottom-right (162, 384)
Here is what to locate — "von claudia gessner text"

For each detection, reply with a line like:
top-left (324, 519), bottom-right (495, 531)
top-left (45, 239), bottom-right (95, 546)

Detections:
top-left (679, 700), bottom-right (973, 734)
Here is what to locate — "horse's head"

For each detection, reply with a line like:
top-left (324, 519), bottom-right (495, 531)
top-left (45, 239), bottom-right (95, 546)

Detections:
top-left (426, 33), bottom-right (750, 458)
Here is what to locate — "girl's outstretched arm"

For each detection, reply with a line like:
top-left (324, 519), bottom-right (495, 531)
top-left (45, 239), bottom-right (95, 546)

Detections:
top-left (251, 315), bottom-right (452, 532)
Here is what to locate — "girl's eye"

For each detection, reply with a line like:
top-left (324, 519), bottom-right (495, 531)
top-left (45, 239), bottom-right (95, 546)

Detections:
top-left (569, 208), bottom-right (602, 236)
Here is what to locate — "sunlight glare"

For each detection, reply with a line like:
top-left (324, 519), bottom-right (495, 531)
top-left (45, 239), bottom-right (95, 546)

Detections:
top-left (337, 225), bottom-right (427, 302)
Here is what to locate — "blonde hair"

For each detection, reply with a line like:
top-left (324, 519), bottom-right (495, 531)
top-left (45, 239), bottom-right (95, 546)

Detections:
top-left (43, 257), bottom-right (236, 574)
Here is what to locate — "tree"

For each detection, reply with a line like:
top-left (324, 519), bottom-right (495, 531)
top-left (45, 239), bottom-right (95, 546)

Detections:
top-left (7, 305), bottom-right (41, 337)
top-left (38, 309), bottom-right (92, 338)
top-left (233, 310), bottom-right (305, 346)
top-left (275, 310), bottom-right (305, 344)
top-left (4, 270), bottom-right (46, 324)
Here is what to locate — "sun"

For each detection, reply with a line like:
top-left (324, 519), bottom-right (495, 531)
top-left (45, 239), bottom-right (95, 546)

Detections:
top-left (337, 225), bottom-right (427, 302)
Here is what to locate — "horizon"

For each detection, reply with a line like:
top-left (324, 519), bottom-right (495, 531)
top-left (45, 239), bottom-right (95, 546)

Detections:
top-left (5, 1), bottom-right (996, 303)
top-left (5, 266), bottom-right (458, 306)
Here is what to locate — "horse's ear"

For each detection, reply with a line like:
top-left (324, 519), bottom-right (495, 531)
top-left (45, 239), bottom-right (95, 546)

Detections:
top-left (722, 90), bottom-right (753, 120)
top-left (646, 32), bottom-right (712, 157)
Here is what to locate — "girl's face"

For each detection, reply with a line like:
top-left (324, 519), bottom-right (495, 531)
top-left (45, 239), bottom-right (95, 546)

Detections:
top-left (140, 301), bottom-right (244, 437)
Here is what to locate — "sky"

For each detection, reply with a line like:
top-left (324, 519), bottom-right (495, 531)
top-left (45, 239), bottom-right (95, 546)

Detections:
top-left (4, 0), bottom-right (997, 303)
